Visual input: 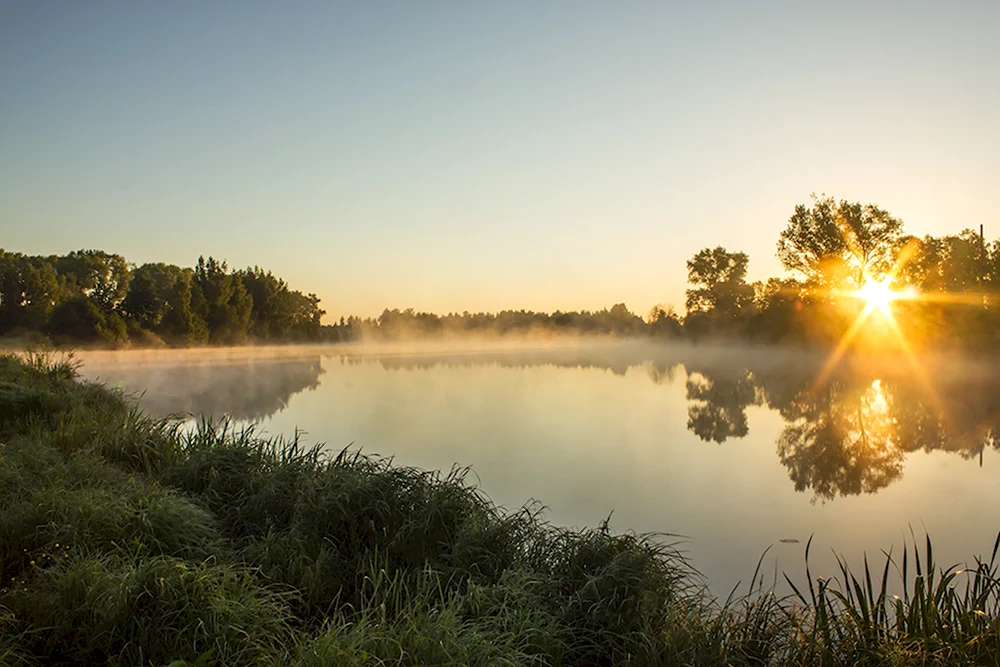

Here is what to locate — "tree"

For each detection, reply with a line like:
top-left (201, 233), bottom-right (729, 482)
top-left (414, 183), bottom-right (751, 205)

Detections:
top-left (123, 263), bottom-right (206, 344)
top-left (897, 230), bottom-right (986, 294)
top-left (239, 267), bottom-right (290, 339)
top-left (45, 295), bottom-right (127, 346)
top-left (603, 303), bottom-right (645, 335)
top-left (685, 247), bottom-right (754, 325)
top-left (648, 304), bottom-right (683, 338)
top-left (123, 265), bottom-right (166, 329)
top-left (237, 267), bottom-right (326, 341)
top-left (193, 257), bottom-right (252, 345)
top-left (746, 278), bottom-right (807, 342)
top-left (55, 250), bottom-right (131, 311)
top-left (0, 251), bottom-right (59, 333)
top-left (777, 195), bottom-right (903, 290)
top-left (283, 290), bottom-right (325, 340)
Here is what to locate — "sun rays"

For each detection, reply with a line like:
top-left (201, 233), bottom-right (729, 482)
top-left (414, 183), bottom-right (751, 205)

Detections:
top-left (855, 277), bottom-right (900, 316)
top-left (810, 238), bottom-right (947, 417)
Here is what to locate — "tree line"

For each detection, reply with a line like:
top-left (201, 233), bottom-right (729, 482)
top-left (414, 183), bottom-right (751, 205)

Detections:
top-left (681, 194), bottom-right (999, 350)
top-left (0, 251), bottom-right (325, 347)
top-left (326, 194), bottom-right (998, 350)
top-left (4, 194), bottom-right (996, 348)
top-left (322, 303), bottom-right (653, 341)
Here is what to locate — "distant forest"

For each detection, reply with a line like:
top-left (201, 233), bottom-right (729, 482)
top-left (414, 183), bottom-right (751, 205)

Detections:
top-left (2, 195), bottom-right (998, 350)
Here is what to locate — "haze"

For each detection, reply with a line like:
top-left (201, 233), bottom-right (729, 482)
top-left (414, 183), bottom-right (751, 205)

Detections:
top-left (2, 1), bottom-right (998, 319)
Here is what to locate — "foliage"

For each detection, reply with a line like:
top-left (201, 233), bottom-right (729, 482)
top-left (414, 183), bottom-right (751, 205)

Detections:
top-left (0, 249), bottom-right (324, 348)
top-left (680, 196), bottom-right (999, 348)
top-left (685, 247), bottom-right (755, 336)
top-left (777, 194), bottom-right (905, 289)
top-left (54, 250), bottom-right (132, 312)
top-left (648, 304), bottom-right (684, 338)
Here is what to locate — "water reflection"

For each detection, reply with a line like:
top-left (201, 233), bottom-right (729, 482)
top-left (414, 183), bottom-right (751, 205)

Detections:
top-left (76, 345), bottom-right (1000, 502)
top-left (81, 353), bottom-right (324, 421)
top-left (684, 365), bottom-right (759, 444)
top-left (699, 357), bottom-right (1000, 502)
top-left (773, 379), bottom-right (904, 501)
top-left (353, 348), bottom-right (1000, 502)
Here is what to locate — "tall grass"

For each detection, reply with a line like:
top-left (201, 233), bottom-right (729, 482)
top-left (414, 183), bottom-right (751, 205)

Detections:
top-left (1, 350), bottom-right (999, 665)
top-left (782, 533), bottom-right (1000, 665)
top-left (5, 554), bottom-right (295, 666)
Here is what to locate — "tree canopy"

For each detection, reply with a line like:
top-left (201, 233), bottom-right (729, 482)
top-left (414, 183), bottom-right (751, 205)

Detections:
top-left (777, 195), bottom-right (904, 289)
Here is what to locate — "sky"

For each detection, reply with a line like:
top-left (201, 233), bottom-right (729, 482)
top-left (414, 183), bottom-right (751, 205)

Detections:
top-left (1, 1), bottom-right (998, 320)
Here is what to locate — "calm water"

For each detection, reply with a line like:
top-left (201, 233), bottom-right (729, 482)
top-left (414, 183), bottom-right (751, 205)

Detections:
top-left (75, 342), bottom-right (1000, 596)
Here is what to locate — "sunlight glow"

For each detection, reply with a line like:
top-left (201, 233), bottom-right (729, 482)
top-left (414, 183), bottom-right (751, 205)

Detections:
top-left (855, 278), bottom-right (899, 316)
top-left (811, 243), bottom-right (948, 433)
top-left (868, 379), bottom-right (889, 414)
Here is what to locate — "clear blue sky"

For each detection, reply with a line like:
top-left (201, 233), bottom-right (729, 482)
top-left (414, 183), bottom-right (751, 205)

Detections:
top-left (2, 1), bottom-right (997, 319)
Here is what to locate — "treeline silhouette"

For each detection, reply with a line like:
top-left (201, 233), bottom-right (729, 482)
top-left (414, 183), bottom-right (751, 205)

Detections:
top-left (323, 303), bottom-right (654, 341)
top-left (4, 195), bottom-right (997, 349)
top-left (0, 251), bottom-right (325, 347)
top-left (326, 194), bottom-right (999, 350)
top-left (681, 195), bottom-right (1000, 351)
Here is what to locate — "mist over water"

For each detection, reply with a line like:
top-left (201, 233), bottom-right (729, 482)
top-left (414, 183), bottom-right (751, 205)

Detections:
top-left (75, 341), bottom-right (1000, 596)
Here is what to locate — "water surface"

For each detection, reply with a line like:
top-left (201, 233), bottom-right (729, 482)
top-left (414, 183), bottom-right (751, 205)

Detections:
top-left (76, 342), bottom-right (1000, 596)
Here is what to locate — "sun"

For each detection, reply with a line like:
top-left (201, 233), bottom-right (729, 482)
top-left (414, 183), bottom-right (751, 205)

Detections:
top-left (855, 278), bottom-right (898, 315)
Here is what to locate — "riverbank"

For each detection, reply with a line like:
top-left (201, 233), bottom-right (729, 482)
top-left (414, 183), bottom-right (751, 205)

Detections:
top-left (1, 351), bottom-right (998, 666)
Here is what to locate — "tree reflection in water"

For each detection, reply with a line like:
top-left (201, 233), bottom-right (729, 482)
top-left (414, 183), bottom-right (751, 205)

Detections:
top-left (84, 354), bottom-right (324, 422)
top-left (775, 378), bottom-right (903, 501)
top-left (684, 365), bottom-right (759, 444)
top-left (683, 356), bottom-right (1000, 501)
top-left (353, 348), bottom-right (1000, 502)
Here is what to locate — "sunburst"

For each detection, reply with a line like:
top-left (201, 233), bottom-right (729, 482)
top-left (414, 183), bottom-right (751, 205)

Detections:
top-left (855, 277), bottom-right (899, 316)
top-left (811, 240), bottom-right (931, 402)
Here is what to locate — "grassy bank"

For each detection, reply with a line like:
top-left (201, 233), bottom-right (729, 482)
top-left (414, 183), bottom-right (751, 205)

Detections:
top-left (1, 352), bottom-right (999, 666)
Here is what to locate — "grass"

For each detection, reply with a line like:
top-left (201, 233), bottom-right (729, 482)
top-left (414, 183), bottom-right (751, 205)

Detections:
top-left (1, 350), bottom-right (999, 665)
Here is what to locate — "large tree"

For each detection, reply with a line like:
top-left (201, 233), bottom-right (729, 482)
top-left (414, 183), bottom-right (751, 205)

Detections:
top-left (54, 250), bottom-right (131, 311)
top-left (777, 195), bottom-right (903, 290)
top-left (685, 247), bottom-right (754, 320)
